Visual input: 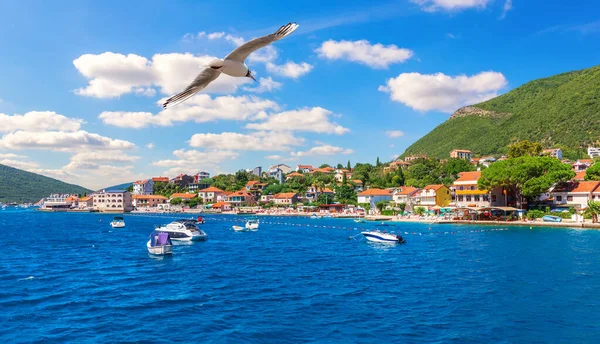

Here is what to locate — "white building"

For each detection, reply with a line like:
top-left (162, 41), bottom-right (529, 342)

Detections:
top-left (295, 165), bottom-right (313, 173)
top-left (542, 148), bottom-right (563, 159)
top-left (450, 149), bottom-right (473, 160)
top-left (573, 159), bottom-right (593, 172)
top-left (550, 181), bottom-right (600, 209)
top-left (269, 164), bottom-right (291, 174)
top-left (393, 187), bottom-right (420, 206)
top-left (334, 170), bottom-right (352, 183)
top-left (197, 171), bottom-right (210, 180)
top-left (268, 168), bottom-right (284, 183)
top-left (42, 194), bottom-right (78, 210)
top-left (588, 147), bottom-right (600, 159)
top-left (357, 188), bottom-right (393, 209)
top-left (93, 190), bottom-right (133, 212)
top-left (132, 179), bottom-right (154, 195)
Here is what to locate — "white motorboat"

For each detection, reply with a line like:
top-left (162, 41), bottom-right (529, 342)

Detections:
top-left (361, 230), bottom-right (406, 244)
top-left (245, 218), bottom-right (259, 231)
top-left (147, 231), bottom-right (173, 255)
top-left (156, 220), bottom-right (207, 241)
top-left (354, 218), bottom-right (366, 223)
top-left (310, 213), bottom-right (322, 219)
top-left (232, 225), bottom-right (247, 232)
top-left (110, 216), bottom-right (125, 228)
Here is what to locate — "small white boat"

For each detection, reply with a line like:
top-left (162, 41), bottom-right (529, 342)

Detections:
top-left (310, 213), bottom-right (322, 219)
top-left (232, 225), bottom-right (247, 232)
top-left (354, 218), bottom-right (366, 223)
top-left (110, 216), bottom-right (125, 228)
top-left (147, 231), bottom-right (173, 255)
top-left (245, 218), bottom-right (259, 231)
top-left (361, 230), bottom-right (406, 244)
top-left (156, 220), bottom-right (207, 241)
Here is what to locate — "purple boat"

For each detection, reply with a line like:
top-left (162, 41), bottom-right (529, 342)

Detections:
top-left (147, 231), bottom-right (173, 255)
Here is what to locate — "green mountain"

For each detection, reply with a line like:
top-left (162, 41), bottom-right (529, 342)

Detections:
top-left (401, 65), bottom-right (600, 160)
top-left (0, 164), bottom-right (91, 203)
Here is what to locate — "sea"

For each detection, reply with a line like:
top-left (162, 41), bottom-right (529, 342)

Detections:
top-left (1, 208), bottom-right (600, 343)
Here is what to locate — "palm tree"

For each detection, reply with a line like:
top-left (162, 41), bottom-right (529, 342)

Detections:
top-left (375, 201), bottom-right (387, 214)
top-left (587, 200), bottom-right (600, 223)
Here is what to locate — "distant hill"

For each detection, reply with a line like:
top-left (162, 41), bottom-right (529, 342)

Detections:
top-left (101, 182), bottom-right (133, 192)
top-left (401, 64), bottom-right (600, 160)
top-left (0, 164), bottom-right (91, 203)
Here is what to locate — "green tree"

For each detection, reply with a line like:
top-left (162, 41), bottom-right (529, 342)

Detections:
top-left (358, 202), bottom-right (370, 214)
top-left (441, 158), bottom-right (475, 179)
top-left (584, 163), bottom-right (600, 181)
top-left (319, 164), bottom-right (331, 168)
top-left (375, 200), bottom-right (387, 214)
top-left (335, 184), bottom-right (357, 205)
top-left (507, 140), bottom-right (543, 158)
top-left (342, 172), bottom-right (347, 185)
top-left (263, 183), bottom-right (284, 195)
top-left (478, 156), bottom-right (575, 207)
top-left (126, 185), bottom-right (133, 192)
top-left (336, 163), bottom-right (343, 169)
top-left (398, 202), bottom-right (407, 214)
top-left (376, 157), bottom-right (381, 167)
top-left (170, 197), bottom-right (182, 205)
top-left (586, 201), bottom-right (600, 223)
top-left (347, 160), bottom-right (351, 170)
top-left (414, 206), bottom-right (426, 216)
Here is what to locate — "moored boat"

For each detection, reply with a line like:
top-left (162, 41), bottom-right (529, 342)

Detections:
top-left (542, 215), bottom-right (562, 223)
top-left (354, 218), bottom-right (366, 223)
top-left (232, 225), bottom-right (247, 232)
top-left (156, 220), bottom-right (207, 241)
top-left (110, 216), bottom-right (125, 228)
top-left (361, 230), bottom-right (406, 244)
top-left (245, 217), bottom-right (259, 231)
top-left (147, 231), bottom-right (173, 255)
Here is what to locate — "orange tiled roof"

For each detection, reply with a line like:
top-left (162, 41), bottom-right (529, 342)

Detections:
top-left (553, 181), bottom-right (600, 193)
top-left (297, 165), bottom-right (313, 169)
top-left (424, 184), bottom-right (446, 191)
top-left (274, 192), bottom-right (298, 199)
top-left (229, 191), bottom-right (252, 197)
top-left (577, 159), bottom-right (593, 164)
top-left (246, 180), bottom-right (259, 186)
top-left (358, 188), bottom-right (392, 196)
top-left (65, 196), bottom-right (79, 202)
top-left (212, 201), bottom-right (228, 208)
top-left (451, 149), bottom-right (473, 153)
top-left (394, 186), bottom-right (419, 195)
top-left (199, 186), bottom-right (225, 193)
top-left (574, 171), bottom-right (586, 181)
top-left (170, 193), bottom-right (196, 199)
top-left (455, 171), bottom-right (481, 182)
top-left (134, 179), bottom-right (149, 185)
top-left (133, 195), bottom-right (167, 200)
top-left (351, 179), bottom-right (363, 185)
top-left (152, 177), bottom-right (169, 182)
top-left (79, 196), bottom-right (93, 201)
top-left (286, 172), bottom-right (304, 177)
top-left (321, 187), bottom-right (334, 193)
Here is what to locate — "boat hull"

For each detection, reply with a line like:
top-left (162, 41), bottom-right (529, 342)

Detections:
top-left (146, 241), bottom-right (173, 255)
top-left (361, 232), bottom-right (402, 243)
top-left (110, 222), bottom-right (125, 228)
top-left (232, 226), bottom-right (247, 232)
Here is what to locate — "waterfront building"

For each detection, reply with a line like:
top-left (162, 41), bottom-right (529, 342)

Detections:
top-left (226, 191), bottom-right (255, 207)
top-left (93, 190), bottom-right (133, 212)
top-left (411, 185), bottom-right (452, 207)
top-left (211, 201), bottom-right (232, 212)
top-left (357, 188), bottom-right (393, 209)
top-left (132, 179), bottom-right (154, 195)
top-left (550, 181), bottom-right (600, 209)
top-left (169, 193), bottom-right (197, 201)
top-left (78, 196), bottom-right (93, 209)
top-left (392, 187), bottom-right (420, 207)
top-left (450, 149), bottom-right (473, 160)
top-left (273, 192), bottom-right (299, 205)
top-left (41, 194), bottom-right (78, 210)
top-left (452, 171), bottom-right (504, 208)
top-left (133, 195), bottom-right (168, 208)
top-left (197, 186), bottom-right (226, 203)
top-left (260, 194), bottom-right (274, 203)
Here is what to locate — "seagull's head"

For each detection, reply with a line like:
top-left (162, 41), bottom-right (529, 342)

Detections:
top-left (246, 69), bottom-right (257, 82)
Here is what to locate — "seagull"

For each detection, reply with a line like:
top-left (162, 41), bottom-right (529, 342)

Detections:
top-left (163, 22), bottom-right (299, 109)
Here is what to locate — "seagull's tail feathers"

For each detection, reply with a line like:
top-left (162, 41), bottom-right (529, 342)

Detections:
top-left (162, 88), bottom-right (198, 109)
top-left (275, 22), bottom-right (299, 39)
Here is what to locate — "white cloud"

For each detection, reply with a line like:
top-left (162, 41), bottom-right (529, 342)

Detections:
top-left (265, 154), bottom-right (283, 160)
top-left (446, 33), bottom-right (456, 39)
top-left (151, 149), bottom-right (239, 176)
top-left (246, 107), bottom-right (349, 135)
top-left (0, 159), bottom-right (40, 170)
top-left (224, 34), bottom-right (245, 46)
top-left (291, 145), bottom-right (354, 157)
top-left (99, 94), bottom-right (279, 128)
top-left (0, 130), bottom-right (136, 151)
top-left (243, 77), bottom-right (283, 93)
top-left (69, 151), bottom-right (140, 165)
top-left (411, 0), bottom-right (491, 12)
top-left (379, 71), bottom-right (507, 113)
top-left (386, 130), bottom-right (405, 138)
top-left (189, 131), bottom-right (304, 151)
top-left (316, 40), bottom-right (413, 68)
top-left (500, 0), bottom-right (512, 19)
top-left (73, 52), bottom-right (249, 98)
top-left (146, 143), bottom-right (155, 149)
top-left (0, 153), bottom-right (26, 159)
top-left (207, 32), bottom-right (225, 40)
top-left (0, 111), bottom-right (83, 133)
top-left (265, 62), bottom-right (313, 78)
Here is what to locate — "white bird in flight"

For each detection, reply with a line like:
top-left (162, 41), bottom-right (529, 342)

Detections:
top-left (163, 22), bottom-right (299, 109)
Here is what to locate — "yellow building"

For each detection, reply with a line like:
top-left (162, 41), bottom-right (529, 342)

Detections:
top-left (411, 184), bottom-right (451, 207)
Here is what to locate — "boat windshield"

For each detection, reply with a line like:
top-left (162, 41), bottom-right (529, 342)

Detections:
top-left (114, 216), bottom-right (124, 221)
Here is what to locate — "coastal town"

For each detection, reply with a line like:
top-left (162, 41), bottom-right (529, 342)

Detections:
top-left (37, 144), bottom-right (600, 226)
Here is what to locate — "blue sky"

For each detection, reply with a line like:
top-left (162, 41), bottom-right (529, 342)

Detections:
top-left (0, 0), bottom-right (599, 189)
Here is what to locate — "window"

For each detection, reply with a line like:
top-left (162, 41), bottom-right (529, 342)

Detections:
top-left (556, 196), bottom-right (562, 202)
top-left (471, 186), bottom-right (476, 190)
top-left (466, 196), bottom-right (471, 202)
top-left (567, 196), bottom-right (573, 202)
top-left (457, 196), bottom-right (463, 202)
top-left (474, 195), bottom-right (480, 201)
top-left (492, 195), bottom-right (497, 202)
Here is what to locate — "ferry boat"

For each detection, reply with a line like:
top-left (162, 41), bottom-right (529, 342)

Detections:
top-left (110, 216), bottom-right (126, 228)
top-left (361, 230), bottom-right (406, 244)
top-left (147, 231), bottom-right (173, 255)
top-left (156, 220), bottom-right (207, 241)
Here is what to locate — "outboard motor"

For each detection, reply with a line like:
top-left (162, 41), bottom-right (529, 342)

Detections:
top-left (396, 235), bottom-right (406, 244)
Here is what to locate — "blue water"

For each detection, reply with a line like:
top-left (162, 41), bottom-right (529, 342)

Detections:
top-left (2, 209), bottom-right (600, 343)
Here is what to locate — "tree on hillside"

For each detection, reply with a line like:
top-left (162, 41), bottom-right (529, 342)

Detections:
top-left (507, 140), bottom-right (543, 158)
top-left (584, 163), bottom-right (600, 181)
top-left (353, 163), bottom-right (374, 187)
top-left (342, 171), bottom-right (347, 185)
top-left (336, 163), bottom-right (343, 169)
top-left (263, 183), bottom-right (284, 195)
top-left (376, 157), bottom-right (381, 167)
top-left (347, 160), bottom-right (351, 170)
top-left (335, 184), bottom-right (357, 205)
top-left (404, 159), bottom-right (440, 188)
top-left (390, 167), bottom-right (405, 187)
top-left (478, 156), bottom-right (575, 208)
top-left (319, 164), bottom-right (331, 168)
top-left (442, 158), bottom-right (475, 179)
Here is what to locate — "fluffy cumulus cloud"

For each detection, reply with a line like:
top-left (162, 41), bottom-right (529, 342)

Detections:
top-left (73, 52), bottom-right (250, 98)
top-left (243, 77), bottom-right (283, 93)
top-left (316, 40), bottom-right (413, 68)
top-left (379, 71), bottom-right (507, 113)
top-left (265, 154), bottom-right (283, 160)
top-left (151, 149), bottom-right (239, 176)
top-left (246, 107), bottom-right (349, 135)
top-left (0, 111), bottom-right (83, 133)
top-left (0, 130), bottom-right (136, 151)
top-left (386, 130), bottom-right (405, 138)
top-left (0, 153), bottom-right (26, 159)
top-left (189, 131), bottom-right (304, 151)
top-left (146, 143), bottom-right (155, 149)
top-left (291, 145), bottom-right (354, 157)
top-left (411, 0), bottom-right (491, 12)
top-left (99, 94), bottom-right (279, 128)
top-left (265, 61), bottom-right (313, 78)
top-left (0, 159), bottom-right (40, 170)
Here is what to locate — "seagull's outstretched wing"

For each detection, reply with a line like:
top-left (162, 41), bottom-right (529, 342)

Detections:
top-left (162, 68), bottom-right (221, 109)
top-left (225, 22), bottom-right (299, 62)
